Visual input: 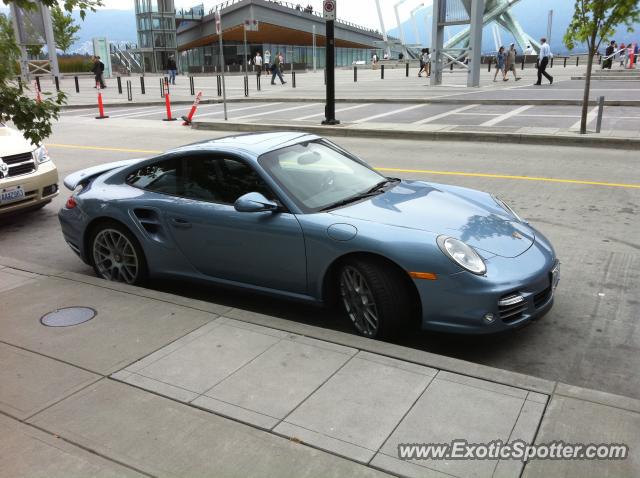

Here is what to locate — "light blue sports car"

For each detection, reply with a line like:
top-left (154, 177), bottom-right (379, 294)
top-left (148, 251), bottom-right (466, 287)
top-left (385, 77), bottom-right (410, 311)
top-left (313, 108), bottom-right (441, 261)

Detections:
top-left (59, 132), bottom-right (559, 337)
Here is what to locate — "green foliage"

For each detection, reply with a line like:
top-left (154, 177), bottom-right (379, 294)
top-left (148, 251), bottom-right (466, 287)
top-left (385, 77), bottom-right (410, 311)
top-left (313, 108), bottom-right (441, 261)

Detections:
top-left (0, 0), bottom-right (100, 144)
top-left (51, 5), bottom-right (80, 53)
top-left (564, 0), bottom-right (640, 53)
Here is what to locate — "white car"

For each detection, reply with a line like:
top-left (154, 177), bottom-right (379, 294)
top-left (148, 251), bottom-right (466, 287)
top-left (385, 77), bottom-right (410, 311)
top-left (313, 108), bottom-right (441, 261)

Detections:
top-left (0, 124), bottom-right (58, 216)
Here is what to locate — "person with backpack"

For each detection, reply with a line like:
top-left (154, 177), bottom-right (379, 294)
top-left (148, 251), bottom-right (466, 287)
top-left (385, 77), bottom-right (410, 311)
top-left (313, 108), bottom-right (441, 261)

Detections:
top-left (91, 56), bottom-right (106, 88)
top-left (270, 51), bottom-right (286, 85)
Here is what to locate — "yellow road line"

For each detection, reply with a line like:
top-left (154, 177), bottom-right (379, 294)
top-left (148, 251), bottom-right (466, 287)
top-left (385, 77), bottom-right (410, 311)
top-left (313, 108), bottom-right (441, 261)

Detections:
top-left (375, 167), bottom-right (640, 189)
top-left (46, 143), bottom-right (640, 190)
top-left (47, 143), bottom-right (162, 154)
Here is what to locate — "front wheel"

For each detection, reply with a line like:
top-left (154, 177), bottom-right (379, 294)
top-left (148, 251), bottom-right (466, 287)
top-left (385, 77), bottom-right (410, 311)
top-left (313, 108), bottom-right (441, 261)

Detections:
top-left (338, 258), bottom-right (414, 339)
top-left (89, 222), bottom-right (147, 285)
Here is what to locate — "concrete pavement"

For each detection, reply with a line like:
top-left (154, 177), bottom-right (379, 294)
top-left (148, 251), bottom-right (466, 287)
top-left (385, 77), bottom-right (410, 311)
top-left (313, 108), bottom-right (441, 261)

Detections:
top-left (1, 257), bottom-right (638, 478)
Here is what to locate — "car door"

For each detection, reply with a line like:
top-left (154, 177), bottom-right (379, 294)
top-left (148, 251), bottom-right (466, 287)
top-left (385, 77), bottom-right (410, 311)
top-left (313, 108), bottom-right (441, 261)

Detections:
top-left (159, 153), bottom-right (308, 295)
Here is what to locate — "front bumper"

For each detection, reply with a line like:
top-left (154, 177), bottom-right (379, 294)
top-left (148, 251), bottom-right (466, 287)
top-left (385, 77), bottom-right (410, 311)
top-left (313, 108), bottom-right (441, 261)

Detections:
top-left (0, 162), bottom-right (59, 215)
top-left (416, 239), bottom-right (558, 334)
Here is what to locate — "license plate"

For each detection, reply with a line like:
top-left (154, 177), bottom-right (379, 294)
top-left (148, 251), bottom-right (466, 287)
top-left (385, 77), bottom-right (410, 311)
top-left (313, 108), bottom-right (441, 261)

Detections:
top-left (551, 262), bottom-right (560, 290)
top-left (0, 185), bottom-right (25, 204)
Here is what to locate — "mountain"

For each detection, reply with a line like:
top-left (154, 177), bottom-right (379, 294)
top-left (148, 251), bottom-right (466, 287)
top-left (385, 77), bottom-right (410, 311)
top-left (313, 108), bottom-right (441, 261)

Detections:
top-left (0, 7), bottom-right (136, 53)
top-left (388, 0), bottom-right (640, 54)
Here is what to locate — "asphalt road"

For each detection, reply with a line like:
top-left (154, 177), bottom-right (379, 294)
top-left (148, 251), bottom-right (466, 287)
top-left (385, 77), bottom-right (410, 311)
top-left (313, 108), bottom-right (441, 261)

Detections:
top-left (1, 115), bottom-right (638, 399)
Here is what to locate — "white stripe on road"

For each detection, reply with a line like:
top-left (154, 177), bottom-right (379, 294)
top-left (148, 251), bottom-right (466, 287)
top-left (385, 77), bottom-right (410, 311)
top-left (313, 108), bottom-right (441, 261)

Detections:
top-left (293, 103), bottom-right (371, 121)
top-left (232, 103), bottom-right (319, 120)
top-left (571, 106), bottom-right (600, 130)
top-left (480, 105), bottom-right (533, 127)
top-left (78, 104), bottom-right (163, 117)
top-left (411, 104), bottom-right (479, 125)
top-left (195, 102), bottom-right (282, 118)
top-left (353, 104), bottom-right (426, 124)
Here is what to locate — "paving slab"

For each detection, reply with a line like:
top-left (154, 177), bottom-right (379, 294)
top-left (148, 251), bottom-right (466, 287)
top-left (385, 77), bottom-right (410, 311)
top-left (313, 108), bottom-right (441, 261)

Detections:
top-left (0, 276), bottom-right (216, 374)
top-left (274, 351), bottom-right (436, 463)
top-left (0, 267), bottom-right (39, 293)
top-left (120, 319), bottom-right (286, 394)
top-left (196, 334), bottom-right (357, 428)
top-left (0, 343), bottom-right (99, 420)
top-left (29, 379), bottom-right (391, 478)
top-left (0, 414), bottom-right (144, 478)
top-left (523, 394), bottom-right (640, 478)
top-left (372, 371), bottom-right (546, 478)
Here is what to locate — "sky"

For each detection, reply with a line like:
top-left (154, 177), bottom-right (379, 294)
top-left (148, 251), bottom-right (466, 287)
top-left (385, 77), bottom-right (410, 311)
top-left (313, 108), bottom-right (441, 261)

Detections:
top-left (98, 0), bottom-right (422, 31)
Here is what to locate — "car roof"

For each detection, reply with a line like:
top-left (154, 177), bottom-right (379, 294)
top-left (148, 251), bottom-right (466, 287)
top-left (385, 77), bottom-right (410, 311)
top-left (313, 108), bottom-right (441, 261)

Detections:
top-left (169, 131), bottom-right (320, 157)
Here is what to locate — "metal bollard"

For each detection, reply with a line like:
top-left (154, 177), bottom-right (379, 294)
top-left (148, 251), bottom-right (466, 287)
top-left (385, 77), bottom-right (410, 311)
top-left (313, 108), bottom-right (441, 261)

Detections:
top-left (117, 76), bottom-right (122, 94)
top-left (564, 57), bottom-right (567, 68)
top-left (160, 78), bottom-right (164, 98)
top-left (54, 76), bottom-right (59, 92)
top-left (140, 76), bottom-right (146, 94)
top-left (381, 64), bottom-right (384, 79)
top-left (595, 96), bottom-right (605, 133)
top-left (217, 75), bottom-right (222, 96)
top-left (488, 59), bottom-right (492, 72)
top-left (74, 76), bottom-right (79, 93)
top-left (257, 74), bottom-right (261, 91)
top-left (450, 62), bottom-right (454, 71)
top-left (244, 76), bottom-right (249, 97)
top-left (521, 57), bottom-right (525, 70)
top-left (406, 62), bottom-right (409, 77)
top-left (189, 76), bottom-right (195, 95)
top-left (292, 71), bottom-right (296, 88)
top-left (354, 66), bottom-right (357, 82)
top-left (127, 80), bottom-right (133, 101)
top-left (576, 56), bottom-right (580, 67)
top-left (35, 76), bottom-right (41, 92)
top-left (550, 57), bottom-right (554, 68)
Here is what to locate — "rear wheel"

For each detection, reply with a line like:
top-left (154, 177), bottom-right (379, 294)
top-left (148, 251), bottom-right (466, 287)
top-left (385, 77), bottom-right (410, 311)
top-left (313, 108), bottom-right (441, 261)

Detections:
top-left (89, 222), bottom-right (147, 285)
top-left (338, 258), bottom-right (413, 338)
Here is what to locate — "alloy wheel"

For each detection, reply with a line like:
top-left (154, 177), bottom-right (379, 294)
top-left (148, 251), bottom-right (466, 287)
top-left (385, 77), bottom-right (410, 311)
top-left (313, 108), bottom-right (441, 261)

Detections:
top-left (92, 228), bottom-right (139, 284)
top-left (340, 265), bottom-right (379, 336)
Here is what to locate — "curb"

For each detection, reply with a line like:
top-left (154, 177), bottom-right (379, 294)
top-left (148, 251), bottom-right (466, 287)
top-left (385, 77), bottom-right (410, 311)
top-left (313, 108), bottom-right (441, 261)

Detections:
top-left (61, 97), bottom-right (640, 108)
top-left (190, 120), bottom-right (640, 150)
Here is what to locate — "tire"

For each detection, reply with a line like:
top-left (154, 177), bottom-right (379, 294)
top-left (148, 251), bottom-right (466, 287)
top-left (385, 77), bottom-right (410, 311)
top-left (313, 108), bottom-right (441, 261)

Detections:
top-left (338, 258), bottom-right (414, 339)
top-left (88, 221), bottom-right (148, 285)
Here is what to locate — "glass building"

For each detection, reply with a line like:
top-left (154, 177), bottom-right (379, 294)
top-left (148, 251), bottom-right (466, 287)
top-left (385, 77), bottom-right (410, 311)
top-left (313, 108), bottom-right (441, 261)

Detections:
top-left (135, 0), bottom-right (177, 73)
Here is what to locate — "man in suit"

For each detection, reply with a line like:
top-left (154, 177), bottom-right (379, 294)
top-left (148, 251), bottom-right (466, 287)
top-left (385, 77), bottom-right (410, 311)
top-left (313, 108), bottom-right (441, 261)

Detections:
top-left (535, 38), bottom-right (553, 86)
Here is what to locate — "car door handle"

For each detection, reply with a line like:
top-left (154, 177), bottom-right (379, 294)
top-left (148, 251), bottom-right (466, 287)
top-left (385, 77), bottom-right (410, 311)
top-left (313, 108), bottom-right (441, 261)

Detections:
top-left (170, 218), bottom-right (192, 229)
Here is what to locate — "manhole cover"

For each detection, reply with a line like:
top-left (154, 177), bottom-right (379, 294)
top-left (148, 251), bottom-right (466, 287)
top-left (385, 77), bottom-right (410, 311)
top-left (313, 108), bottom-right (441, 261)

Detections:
top-left (40, 307), bottom-right (97, 327)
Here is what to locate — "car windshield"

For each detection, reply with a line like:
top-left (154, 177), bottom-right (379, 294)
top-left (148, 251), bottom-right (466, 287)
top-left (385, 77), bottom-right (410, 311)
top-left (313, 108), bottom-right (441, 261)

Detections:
top-left (258, 140), bottom-right (388, 212)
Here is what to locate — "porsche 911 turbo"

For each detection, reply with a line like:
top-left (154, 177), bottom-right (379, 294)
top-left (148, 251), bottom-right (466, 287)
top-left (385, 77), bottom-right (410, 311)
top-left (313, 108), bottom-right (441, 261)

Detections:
top-left (59, 132), bottom-right (559, 337)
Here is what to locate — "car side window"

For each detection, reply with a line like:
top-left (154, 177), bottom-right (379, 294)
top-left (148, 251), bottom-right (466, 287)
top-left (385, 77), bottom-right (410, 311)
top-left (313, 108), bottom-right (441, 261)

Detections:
top-left (182, 156), bottom-right (274, 204)
top-left (125, 158), bottom-right (183, 195)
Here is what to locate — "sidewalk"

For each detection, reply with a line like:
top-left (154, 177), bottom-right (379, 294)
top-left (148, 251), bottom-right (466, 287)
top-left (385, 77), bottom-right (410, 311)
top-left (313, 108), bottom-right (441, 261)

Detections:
top-left (1, 256), bottom-right (638, 478)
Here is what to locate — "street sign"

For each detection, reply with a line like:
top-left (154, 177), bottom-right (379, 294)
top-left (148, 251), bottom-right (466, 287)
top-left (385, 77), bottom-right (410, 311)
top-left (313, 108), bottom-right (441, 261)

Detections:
top-left (215, 11), bottom-right (221, 34)
top-left (244, 19), bottom-right (259, 31)
top-left (323, 0), bottom-right (336, 20)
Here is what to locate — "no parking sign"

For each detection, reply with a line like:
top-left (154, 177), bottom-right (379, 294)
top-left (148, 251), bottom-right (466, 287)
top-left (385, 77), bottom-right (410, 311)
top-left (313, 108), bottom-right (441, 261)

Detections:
top-left (323, 0), bottom-right (336, 20)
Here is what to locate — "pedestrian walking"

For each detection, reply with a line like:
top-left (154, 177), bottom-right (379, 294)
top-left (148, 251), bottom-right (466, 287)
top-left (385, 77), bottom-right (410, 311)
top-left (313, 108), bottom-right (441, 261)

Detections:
top-left (418, 48), bottom-right (428, 77)
top-left (254, 52), bottom-right (263, 77)
top-left (505, 43), bottom-right (521, 81)
top-left (270, 51), bottom-right (286, 85)
top-left (91, 56), bottom-right (106, 88)
top-left (494, 46), bottom-right (508, 82)
top-left (264, 50), bottom-right (271, 73)
top-left (534, 37), bottom-right (553, 85)
top-left (167, 55), bottom-right (177, 84)
top-left (603, 40), bottom-right (615, 69)
top-left (619, 43), bottom-right (627, 66)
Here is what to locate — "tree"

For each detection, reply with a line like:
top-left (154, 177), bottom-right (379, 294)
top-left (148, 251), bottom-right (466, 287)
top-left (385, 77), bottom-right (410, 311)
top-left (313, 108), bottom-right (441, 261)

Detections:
top-left (0, 0), bottom-right (100, 145)
top-left (564, 0), bottom-right (640, 134)
top-left (51, 4), bottom-right (80, 53)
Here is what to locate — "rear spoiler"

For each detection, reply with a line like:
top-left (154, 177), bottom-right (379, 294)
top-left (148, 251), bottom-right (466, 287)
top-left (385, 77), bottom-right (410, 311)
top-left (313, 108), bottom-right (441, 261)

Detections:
top-left (63, 158), bottom-right (144, 190)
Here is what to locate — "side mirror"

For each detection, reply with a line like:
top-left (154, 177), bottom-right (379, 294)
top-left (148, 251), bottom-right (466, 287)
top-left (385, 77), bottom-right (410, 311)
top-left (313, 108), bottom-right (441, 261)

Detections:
top-left (234, 192), bottom-right (279, 213)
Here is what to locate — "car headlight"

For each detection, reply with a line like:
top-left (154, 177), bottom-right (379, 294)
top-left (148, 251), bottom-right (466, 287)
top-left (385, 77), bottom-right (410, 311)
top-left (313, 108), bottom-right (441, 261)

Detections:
top-left (492, 195), bottom-right (524, 222)
top-left (437, 236), bottom-right (487, 275)
top-left (32, 145), bottom-right (50, 163)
